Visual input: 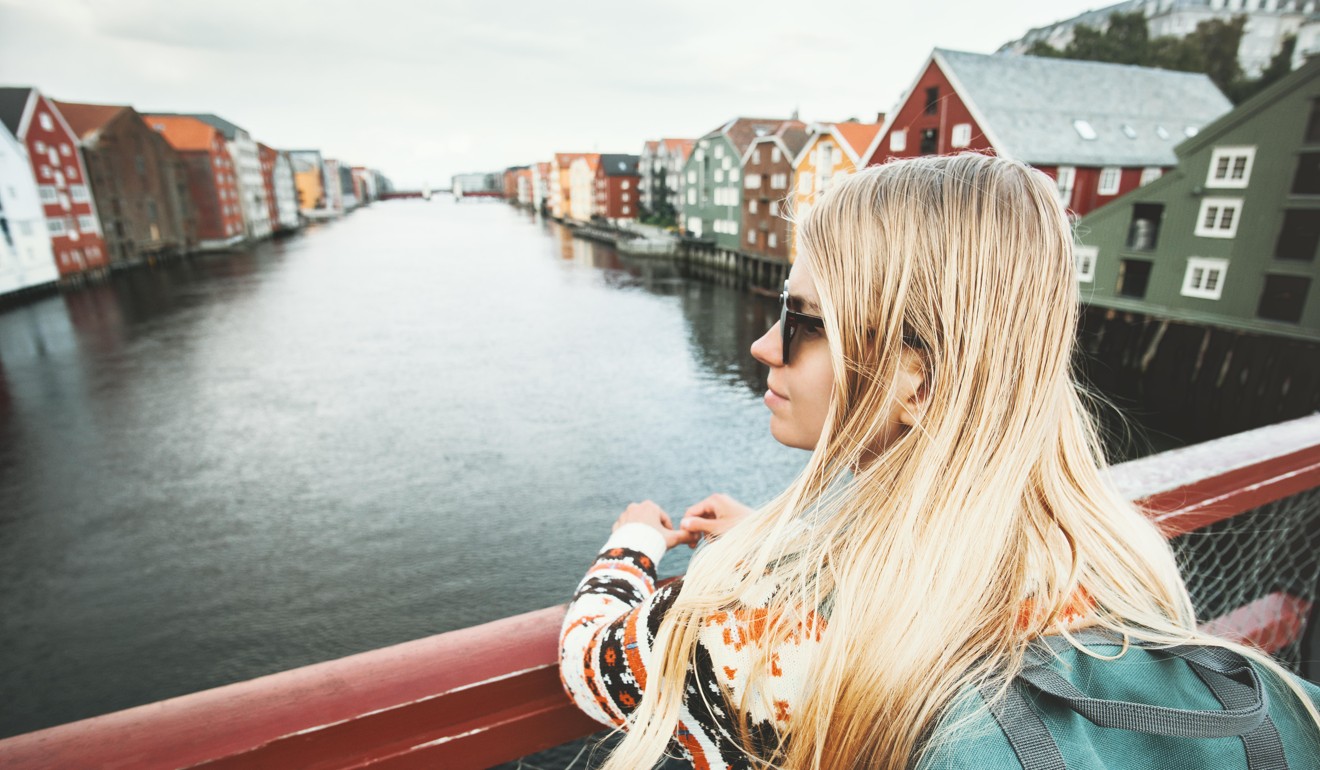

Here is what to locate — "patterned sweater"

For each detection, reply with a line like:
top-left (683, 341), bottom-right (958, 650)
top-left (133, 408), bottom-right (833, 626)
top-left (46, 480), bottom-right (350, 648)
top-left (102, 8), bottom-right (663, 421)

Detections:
top-left (559, 523), bottom-right (821, 769)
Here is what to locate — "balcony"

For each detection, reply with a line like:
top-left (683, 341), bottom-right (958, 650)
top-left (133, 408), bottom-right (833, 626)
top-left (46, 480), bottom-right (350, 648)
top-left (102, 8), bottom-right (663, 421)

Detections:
top-left (1, 414), bottom-right (1317, 769)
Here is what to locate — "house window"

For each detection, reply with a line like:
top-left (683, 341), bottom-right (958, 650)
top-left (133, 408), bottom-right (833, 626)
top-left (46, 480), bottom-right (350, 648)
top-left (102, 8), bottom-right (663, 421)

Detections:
top-left (60, 143), bottom-right (70, 156)
top-left (1276, 209), bottom-right (1320, 260)
top-left (622, 192), bottom-right (630, 202)
top-left (1140, 167), bottom-right (1163, 186)
top-left (753, 149), bottom-right (761, 164)
top-left (768, 233), bottom-right (777, 248)
top-left (1181, 257), bottom-right (1228, 299)
top-left (39, 113), bottom-right (53, 131)
top-left (714, 169), bottom-right (724, 183)
top-left (40, 166), bottom-right (51, 179)
top-left (622, 205), bottom-right (630, 215)
top-left (951, 123), bottom-right (971, 148)
top-left (78, 215), bottom-right (96, 234)
top-left (745, 174), bottom-right (760, 189)
top-left (47, 217), bottom-right (66, 236)
top-left (1291, 152), bottom-right (1320, 194)
top-left (924, 86), bottom-right (940, 115)
top-left (729, 169), bottom-right (739, 182)
top-left (687, 189), bottom-right (696, 205)
top-left (1073, 119), bottom-right (1098, 141)
top-left (1116, 258), bottom-right (1153, 298)
top-left (890, 130), bottom-right (907, 152)
top-left (70, 185), bottom-right (89, 203)
top-left (687, 216), bottom-right (702, 236)
top-left (920, 128), bottom-right (938, 155)
top-left (771, 173), bottom-right (787, 189)
top-left (1195, 197), bottom-right (1242, 238)
top-left (771, 147), bottom-right (781, 163)
top-left (1075, 245), bottom-right (1098, 283)
top-left (722, 157), bottom-right (731, 171)
top-left (621, 180), bottom-right (630, 190)
top-left (798, 172), bottom-right (813, 193)
top-left (1257, 274), bottom-right (1310, 322)
top-left (750, 199), bottom-right (758, 214)
top-left (1055, 166), bottom-right (1076, 208)
top-left (770, 200), bottom-right (779, 216)
top-left (1126, 203), bottom-right (1164, 251)
top-left (749, 230), bottom-right (757, 244)
top-left (34, 140), bottom-right (46, 153)
top-left (728, 220), bottom-right (738, 235)
top-left (1206, 147), bottom-right (1255, 188)
top-left (1098, 167), bottom-right (1121, 196)
top-left (714, 145), bottom-right (724, 159)
top-left (38, 185), bottom-right (57, 204)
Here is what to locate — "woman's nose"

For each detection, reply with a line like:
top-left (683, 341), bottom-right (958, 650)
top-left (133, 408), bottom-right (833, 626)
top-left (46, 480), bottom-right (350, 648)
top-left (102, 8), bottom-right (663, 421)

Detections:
top-left (750, 322), bottom-right (783, 367)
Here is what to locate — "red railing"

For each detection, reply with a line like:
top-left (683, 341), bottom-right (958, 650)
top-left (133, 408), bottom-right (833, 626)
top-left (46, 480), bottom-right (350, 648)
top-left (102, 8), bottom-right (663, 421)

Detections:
top-left (1, 416), bottom-right (1317, 769)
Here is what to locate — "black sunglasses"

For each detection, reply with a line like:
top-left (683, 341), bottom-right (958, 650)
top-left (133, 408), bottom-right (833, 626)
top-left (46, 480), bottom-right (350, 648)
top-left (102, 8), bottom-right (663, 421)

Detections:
top-left (779, 280), bottom-right (824, 365)
top-left (777, 280), bottom-right (926, 365)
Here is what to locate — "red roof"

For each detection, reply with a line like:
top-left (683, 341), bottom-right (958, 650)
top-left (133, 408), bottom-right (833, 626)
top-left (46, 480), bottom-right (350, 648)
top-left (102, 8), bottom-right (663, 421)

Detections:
top-left (53, 101), bottom-right (127, 140)
top-left (143, 114), bottom-right (222, 152)
top-left (660, 137), bottom-right (695, 163)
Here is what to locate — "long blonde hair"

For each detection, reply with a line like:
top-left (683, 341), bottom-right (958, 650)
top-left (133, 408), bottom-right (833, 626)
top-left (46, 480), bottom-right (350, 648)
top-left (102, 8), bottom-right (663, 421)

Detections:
top-left (601, 153), bottom-right (1319, 769)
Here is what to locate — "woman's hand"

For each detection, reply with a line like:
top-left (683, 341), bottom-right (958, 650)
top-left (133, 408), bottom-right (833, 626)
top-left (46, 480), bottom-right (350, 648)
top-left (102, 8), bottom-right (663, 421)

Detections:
top-left (680, 493), bottom-right (754, 547)
top-left (613, 500), bottom-right (696, 550)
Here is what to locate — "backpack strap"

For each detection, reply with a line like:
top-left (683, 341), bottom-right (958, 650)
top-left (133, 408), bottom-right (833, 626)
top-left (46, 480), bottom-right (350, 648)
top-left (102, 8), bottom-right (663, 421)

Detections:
top-left (982, 635), bottom-right (1289, 770)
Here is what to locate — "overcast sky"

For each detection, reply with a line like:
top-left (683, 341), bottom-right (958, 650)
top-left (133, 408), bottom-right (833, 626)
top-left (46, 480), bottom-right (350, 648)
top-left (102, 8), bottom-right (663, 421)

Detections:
top-left (1, 1), bottom-right (1109, 189)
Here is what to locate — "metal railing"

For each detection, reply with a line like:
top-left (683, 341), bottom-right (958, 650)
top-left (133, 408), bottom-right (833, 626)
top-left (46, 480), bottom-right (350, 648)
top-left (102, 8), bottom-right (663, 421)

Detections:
top-left (2, 414), bottom-right (1317, 769)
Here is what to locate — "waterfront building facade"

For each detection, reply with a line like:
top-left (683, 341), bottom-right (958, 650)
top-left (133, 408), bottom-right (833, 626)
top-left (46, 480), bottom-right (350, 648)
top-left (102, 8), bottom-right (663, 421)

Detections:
top-left (0, 120), bottom-right (58, 295)
top-left (351, 166), bottom-right (378, 205)
top-left (531, 161), bottom-right (552, 213)
top-left (145, 114), bottom-right (245, 249)
top-left (451, 172), bottom-right (501, 197)
top-left (864, 49), bottom-right (1234, 218)
top-left (790, 119), bottom-right (884, 259)
top-left (180, 114), bottom-right (271, 240)
top-left (0, 88), bottom-right (108, 278)
top-left (592, 154), bottom-right (641, 222)
top-left (259, 144), bottom-right (301, 233)
top-left (568, 154), bottom-right (601, 222)
top-left (682, 117), bottom-right (802, 249)
top-left (1074, 56), bottom-right (1320, 340)
top-left (550, 153), bottom-right (593, 219)
top-left (288, 150), bottom-right (331, 216)
top-left (336, 162), bottom-right (356, 210)
top-left (1000, 0), bottom-right (1316, 79)
top-left (58, 102), bottom-right (194, 265)
top-left (640, 137), bottom-right (694, 226)
top-left (740, 125), bottom-right (810, 262)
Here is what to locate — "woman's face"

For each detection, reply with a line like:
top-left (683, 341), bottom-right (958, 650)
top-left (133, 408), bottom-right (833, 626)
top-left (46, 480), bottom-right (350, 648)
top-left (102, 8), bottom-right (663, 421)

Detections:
top-left (750, 259), bottom-right (834, 450)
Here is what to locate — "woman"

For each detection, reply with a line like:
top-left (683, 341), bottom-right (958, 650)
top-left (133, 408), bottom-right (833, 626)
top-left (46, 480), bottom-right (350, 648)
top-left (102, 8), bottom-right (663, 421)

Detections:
top-left (558, 153), bottom-right (1320, 769)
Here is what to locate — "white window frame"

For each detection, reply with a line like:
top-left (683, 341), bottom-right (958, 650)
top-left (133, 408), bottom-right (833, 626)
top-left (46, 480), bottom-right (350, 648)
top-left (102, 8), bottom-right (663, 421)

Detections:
top-left (798, 172), bottom-right (813, 193)
top-left (70, 184), bottom-right (89, 203)
top-left (745, 173), bottom-right (761, 189)
top-left (768, 233), bottom-right (777, 248)
top-left (1074, 245), bottom-right (1097, 283)
top-left (686, 189), bottom-right (696, 205)
top-left (47, 217), bottom-right (67, 236)
top-left (1140, 167), bottom-right (1163, 186)
top-left (1055, 166), bottom-right (1076, 207)
top-left (1195, 197), bottom-right (1243, 238)
top-left (714, 144), bottom-right (723, 159)
top-left (1098, 167), bottom-right (1121, 196)
top-left (748, 230), bottom-right (757, 244)
top-left (1181, 257), bottom-right (1228, 299)
top-left (714, 169), bottom-right (724, 183)
top-left (770, 200), bottom-right (779, 216)
top-left (78, 214), bottom-right (96, 233)
top-left (749, 199), bottom-right (758, 214)
top-left (771, 147), bottom-right (781, 163)
top-left (890, 130), bottom-right (907, 152)
top-left (771, 173), bottom-right (787, 189)
top-left (39, 113), bottom-right (53, 131)
top-left (38, 185), bottom-right (57, 204)
top-left (729, 169), bottom-right (739, 182)
top-left (951, 123), bottom-right (971, 148)
top-left (1206, 146), bottom-right (1255, 189)
top-left (621, 180), bottom-right (630, 190)
top-left (752, 149), bottom-right (761, 164)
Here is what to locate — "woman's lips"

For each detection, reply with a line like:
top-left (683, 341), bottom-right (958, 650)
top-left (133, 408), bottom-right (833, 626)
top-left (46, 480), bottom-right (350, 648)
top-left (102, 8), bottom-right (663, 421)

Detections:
top-left (764, 386), bottom-right (788, 408)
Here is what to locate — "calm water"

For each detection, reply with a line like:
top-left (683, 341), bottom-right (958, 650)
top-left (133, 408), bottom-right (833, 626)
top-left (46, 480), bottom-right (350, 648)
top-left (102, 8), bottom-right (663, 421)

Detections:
top-left (0, 200), bottom-right (807, 737)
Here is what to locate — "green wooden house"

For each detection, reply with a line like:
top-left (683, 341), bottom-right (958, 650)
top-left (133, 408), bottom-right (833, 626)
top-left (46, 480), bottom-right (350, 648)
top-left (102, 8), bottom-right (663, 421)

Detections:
top-left (1074, 57), bottom-right (1320, 342)
top-left (680, 117), bottom-right (799, 250)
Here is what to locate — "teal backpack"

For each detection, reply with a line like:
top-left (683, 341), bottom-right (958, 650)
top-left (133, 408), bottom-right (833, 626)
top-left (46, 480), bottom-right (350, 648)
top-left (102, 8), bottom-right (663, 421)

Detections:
top-left (919, 633), bottom-right (1320, 769)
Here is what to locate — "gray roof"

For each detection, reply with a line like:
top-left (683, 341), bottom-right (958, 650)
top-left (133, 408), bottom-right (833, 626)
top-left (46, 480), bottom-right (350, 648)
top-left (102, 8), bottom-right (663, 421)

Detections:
top-left (936, 49), bottom-right (1232, 167)
top-left (0, 87), bottom-right (34, 137)
top-left (598, 154), bottom-right (640, 176)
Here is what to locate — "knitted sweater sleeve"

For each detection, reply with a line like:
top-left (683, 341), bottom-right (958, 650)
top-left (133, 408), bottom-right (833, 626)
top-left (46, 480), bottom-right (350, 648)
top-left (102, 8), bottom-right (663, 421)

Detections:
top-left (558, 523), bottom-right (737, 767)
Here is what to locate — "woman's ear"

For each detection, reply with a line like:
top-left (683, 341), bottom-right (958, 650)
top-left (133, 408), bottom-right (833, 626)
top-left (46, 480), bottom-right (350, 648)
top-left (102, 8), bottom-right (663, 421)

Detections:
top-left (896, 347), bottom-right (930, 428)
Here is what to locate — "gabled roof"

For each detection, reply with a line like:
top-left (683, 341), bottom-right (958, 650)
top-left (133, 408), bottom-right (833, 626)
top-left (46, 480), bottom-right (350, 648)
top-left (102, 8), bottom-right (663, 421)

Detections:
top-left (643, 140), bottom-right (659, 153)
top-left (554, 152), bottom-right (595, 167)
top-left (144, 114), bottom-right (223, 151)
top-left (0, 87), bottom-right (35, 136)
top-left (743, 121), bottom-right (811, 167)
top-left (53, 101), bottom-right (128, 141)
top-left (660, 137), bottom-right (695, 162)
top-left (703, 117), bottom-right (798, 155)
top-left (830, 121), bottom-right (884, 163)
top-left (930, 49), bottom-right (1232, 167)
top-left (598, 154), bottom-right (640, 176)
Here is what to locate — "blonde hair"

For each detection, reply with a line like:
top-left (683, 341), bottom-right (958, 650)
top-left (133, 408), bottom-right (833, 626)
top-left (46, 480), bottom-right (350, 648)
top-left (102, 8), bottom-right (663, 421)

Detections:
top-left (599, 153), bottom-right (1319, 769)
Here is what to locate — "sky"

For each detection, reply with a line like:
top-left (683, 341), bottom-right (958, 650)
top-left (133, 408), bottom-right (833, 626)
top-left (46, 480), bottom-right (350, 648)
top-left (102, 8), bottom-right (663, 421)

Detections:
top-left (1, 0), bottom-right (1114, 189)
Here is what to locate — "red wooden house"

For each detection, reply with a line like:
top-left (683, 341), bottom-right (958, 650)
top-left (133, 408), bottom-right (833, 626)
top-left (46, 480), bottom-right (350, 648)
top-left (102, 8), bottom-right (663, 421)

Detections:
top-left (145, 115), bottom-right (245, 250)
top-left (592, 155), bottom-right (641, 222)
top-left (863, 49), bottom-right (1234, 217)
top-left (0, 87), bottom-right (108, 278)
